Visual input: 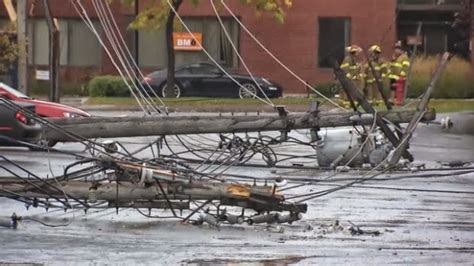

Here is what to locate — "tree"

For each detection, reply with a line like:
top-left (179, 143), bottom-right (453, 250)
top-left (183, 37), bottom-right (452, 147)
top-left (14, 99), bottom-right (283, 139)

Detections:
top-left (450, 0), bottom-right (472, 59)
top-left (127, 0), bottom-right (292, 98)
top-left (0, 24), bottom-right (18, 76)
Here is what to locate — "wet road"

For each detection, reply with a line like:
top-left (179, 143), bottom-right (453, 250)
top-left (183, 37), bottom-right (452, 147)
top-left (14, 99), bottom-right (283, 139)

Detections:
top-left (0, 112), bottom-right (473, 265)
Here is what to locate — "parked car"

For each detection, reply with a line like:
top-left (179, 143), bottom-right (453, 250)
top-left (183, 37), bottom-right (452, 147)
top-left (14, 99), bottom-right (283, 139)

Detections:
top-left (142, 62), bottom-right (283, 99)
top-left (0, 82), bottom-right (90, 118)
top-left (0, 101), bottom-right (42, 147)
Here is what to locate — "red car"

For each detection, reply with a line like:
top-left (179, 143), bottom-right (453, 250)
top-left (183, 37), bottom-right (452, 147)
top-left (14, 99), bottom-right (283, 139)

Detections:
top-left (0, 82), bottom-right (90, 118)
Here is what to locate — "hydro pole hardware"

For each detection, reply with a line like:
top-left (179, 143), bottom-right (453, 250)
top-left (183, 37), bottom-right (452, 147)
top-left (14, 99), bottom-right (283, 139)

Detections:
top-left (0, 159), bottom-right (307, 216)
top-left (333, 62), bottom-right (415, 162)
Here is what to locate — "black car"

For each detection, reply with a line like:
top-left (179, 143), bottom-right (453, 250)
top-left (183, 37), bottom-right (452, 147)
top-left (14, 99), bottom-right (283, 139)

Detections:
top-left (0, 101), bottom-right (42, 146)
top-left (142, 62), bottom-right (283, 99)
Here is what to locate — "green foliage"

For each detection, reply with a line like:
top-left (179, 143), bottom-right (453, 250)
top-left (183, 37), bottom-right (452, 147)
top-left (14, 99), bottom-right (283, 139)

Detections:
top-left (30, 81), bottom-right (91, 97)
top-left (238, 0), bottom-right (292, 23)
top-left (408, 56), bottom-right (474, 99)
top-left (126, 0), bottom-right (292, 30)
top-left (311, 82), bottom-right (339, 98)
top-left (88, 76), bottom-right (131, 97)
top-left (0, 23), bottom-right (18, 75)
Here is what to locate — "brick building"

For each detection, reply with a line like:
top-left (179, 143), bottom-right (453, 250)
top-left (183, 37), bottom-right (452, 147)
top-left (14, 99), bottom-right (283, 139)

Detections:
top-left (0, 0), bottom-right (470, 95)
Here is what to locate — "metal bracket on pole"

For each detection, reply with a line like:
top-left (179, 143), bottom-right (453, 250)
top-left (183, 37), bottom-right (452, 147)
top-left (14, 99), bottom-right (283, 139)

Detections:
top-left (309, 101), bottom-right (321, 142)
top-left (275, 105), bottom-right (289, 142)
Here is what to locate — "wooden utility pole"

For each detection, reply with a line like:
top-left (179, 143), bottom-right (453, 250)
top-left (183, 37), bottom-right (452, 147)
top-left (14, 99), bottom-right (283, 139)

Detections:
top-left (16, 0), bottom-right (27, 94)
top-left (333, 62), bottom-right (415, 161)
top-left (44, 110), bottom-right (436, 142)
top-left (388, 53), bottom-right (451, 166)
top-left (43, 0), bottom-right (60, 103)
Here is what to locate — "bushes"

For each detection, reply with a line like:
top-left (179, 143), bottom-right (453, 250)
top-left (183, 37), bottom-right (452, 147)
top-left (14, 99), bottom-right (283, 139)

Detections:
top-left (29, 81), bottom-right (89, 96)
top-left (88, 75), bottom-right (131, 97)
top-left (311, 82), bottom-right (340, 98)
top-left (408, 56), bottom-right (474, 99)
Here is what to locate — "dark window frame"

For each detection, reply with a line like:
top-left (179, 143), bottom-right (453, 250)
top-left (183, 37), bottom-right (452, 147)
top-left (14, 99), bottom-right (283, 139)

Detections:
top-left (317, 17), bottom-right (351, 69)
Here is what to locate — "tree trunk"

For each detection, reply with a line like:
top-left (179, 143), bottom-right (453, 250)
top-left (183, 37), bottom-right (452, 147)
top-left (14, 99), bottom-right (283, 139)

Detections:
top-left (165, 0), bottom-right (183, 98)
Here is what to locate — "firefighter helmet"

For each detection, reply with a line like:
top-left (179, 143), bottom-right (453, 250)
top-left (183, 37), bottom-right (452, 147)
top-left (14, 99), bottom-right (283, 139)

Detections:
top-left (394, 40), bottom-right (403, 49)
top-left (369, 45), bottom-right (382, 53)
top-left (346, 45), bottom-right (362, 54)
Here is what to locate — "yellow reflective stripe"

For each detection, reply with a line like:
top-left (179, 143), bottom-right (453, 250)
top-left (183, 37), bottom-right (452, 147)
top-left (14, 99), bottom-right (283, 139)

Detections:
top-left (402, 61), bottom-right (410, 66)
top-left (349, 65), bottom-right (359, 70)
top-left (388, 74), bottom-right (399, 79)
top-left (341, 63), bottom-right (350, 68)
top-left (392, 63), bottom-right (403, 68)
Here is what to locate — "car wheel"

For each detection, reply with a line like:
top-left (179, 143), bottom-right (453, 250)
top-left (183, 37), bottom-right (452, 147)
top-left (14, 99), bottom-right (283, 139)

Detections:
top-left (239, 83), bottom-right (258, 99)
top-left (161, 83), bottom-right (182, 98)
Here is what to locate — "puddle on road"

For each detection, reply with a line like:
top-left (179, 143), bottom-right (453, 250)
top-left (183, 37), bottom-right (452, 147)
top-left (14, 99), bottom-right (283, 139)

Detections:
top-left (183, 255), bottom-right (314, 265)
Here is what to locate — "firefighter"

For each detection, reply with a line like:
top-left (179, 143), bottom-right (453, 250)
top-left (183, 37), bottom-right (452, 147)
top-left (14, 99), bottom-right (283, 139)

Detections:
top-left (341, 45), bottom-right (363, 81)
top-left (363, 45), bottom-right (388, 102)
top-left (340, 45), bottom-right (363, 101)
top-left (389, 41), bottom-right (410, 103)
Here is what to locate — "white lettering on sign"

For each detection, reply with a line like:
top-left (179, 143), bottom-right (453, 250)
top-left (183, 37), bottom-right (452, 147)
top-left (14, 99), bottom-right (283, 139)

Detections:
top-left (177, 39), bottom-right (192, 46)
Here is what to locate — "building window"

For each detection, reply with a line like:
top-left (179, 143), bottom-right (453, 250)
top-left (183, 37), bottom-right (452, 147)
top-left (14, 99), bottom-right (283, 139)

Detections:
top-left (29, 19), bottom-right (101, 66)
top-left (138, 17), bottom-right (239, 69)
top-left (68, 20), bottom-right (101, 66)
top-left (318, 17), bottom-right (351, 68)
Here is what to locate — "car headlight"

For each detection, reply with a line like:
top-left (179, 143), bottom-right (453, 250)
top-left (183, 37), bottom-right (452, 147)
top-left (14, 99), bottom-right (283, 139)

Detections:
top-left (63, 112), bottom-right (82, 118)
top-left (268, 86), bottom-right (278, 91)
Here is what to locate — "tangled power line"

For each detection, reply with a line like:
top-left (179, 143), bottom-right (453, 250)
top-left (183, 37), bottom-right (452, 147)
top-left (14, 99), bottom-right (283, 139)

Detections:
top-left (0, 1), bottom-right (466, 229)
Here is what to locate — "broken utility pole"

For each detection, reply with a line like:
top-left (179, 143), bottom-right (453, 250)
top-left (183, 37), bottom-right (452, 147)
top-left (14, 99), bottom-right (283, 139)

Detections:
top-left (44, 109), bottom-right (436, 142)
top-left (388, 52), bottom-right (451, 166)
top-left (333, 62), bottom-right (415, 162)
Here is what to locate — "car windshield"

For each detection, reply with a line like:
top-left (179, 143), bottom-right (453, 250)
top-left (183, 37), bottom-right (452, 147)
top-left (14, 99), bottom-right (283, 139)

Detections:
top-left (0, 82), bottom-right (29, 99)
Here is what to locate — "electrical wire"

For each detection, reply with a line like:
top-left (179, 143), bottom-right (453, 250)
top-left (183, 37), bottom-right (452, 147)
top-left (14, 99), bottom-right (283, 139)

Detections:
top-left (210, 0), bottom-right (275, 106)
top-left (71, 0), bottom-right (150, 114)
top-left (219, 0), bottom-right (348, 111)
top-left (165, 0), bottom-right (275, 107)
top-left (92, 0), bottom-right (166, 114)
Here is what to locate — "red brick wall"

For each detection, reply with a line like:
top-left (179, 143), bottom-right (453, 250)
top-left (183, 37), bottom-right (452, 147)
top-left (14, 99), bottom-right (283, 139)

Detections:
top-left (2, 0), bottom-right (397, 94)
top-left (177, 0), bottom-right (397, 93)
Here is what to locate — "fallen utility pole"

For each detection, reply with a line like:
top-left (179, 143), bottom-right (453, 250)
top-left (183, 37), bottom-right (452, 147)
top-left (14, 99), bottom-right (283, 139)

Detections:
top-left (388, 52), bottom-right (451, 166)
top-left (333, 62), bottom-right (415, 162)
top-left (44, 109), bottom-right (436, 142)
